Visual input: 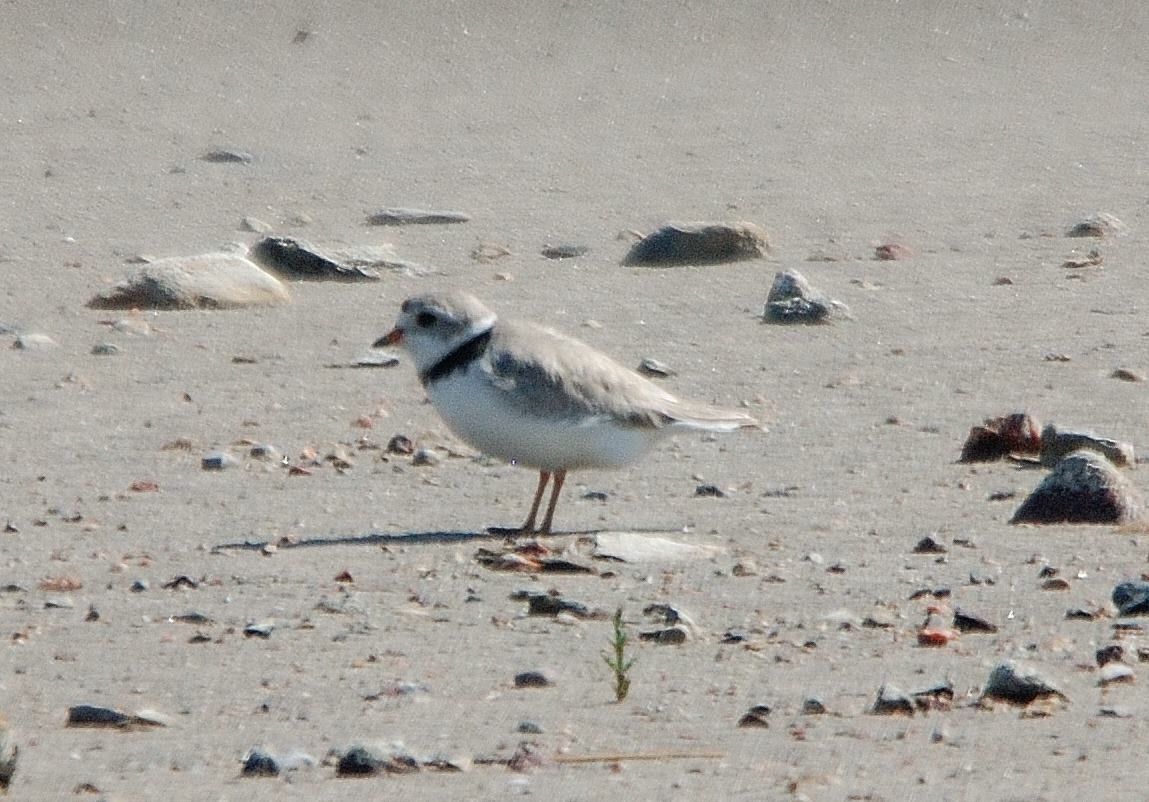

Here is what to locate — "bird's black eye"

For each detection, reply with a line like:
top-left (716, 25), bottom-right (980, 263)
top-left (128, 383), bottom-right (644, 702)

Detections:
top-left (414, 311), bottom-right (436, 328)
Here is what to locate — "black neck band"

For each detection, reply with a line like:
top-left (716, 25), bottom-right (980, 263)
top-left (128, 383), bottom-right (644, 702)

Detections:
top-left (420, 328), bottom-right (493, 386)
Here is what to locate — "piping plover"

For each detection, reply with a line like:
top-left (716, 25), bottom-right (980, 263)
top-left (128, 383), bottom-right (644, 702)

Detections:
top-left (376, 291), bottom-right (760, 534)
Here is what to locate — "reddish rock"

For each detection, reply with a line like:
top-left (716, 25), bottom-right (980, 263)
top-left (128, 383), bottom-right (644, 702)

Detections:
top-left (959, 412), bottom-right (1042, 462)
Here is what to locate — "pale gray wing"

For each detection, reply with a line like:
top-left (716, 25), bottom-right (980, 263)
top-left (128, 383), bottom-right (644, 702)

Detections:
top-left (481, 322), bottom-right (676, 428)
top-left (482, 322), bottom-right (756, 431)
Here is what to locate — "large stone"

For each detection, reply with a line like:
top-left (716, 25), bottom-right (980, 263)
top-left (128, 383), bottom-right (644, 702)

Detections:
top-left (88, 253), bottom-right (290, 310)
top-left (622, 221), bottom-right (769, 266)
top-left (248, 237), bottom-right (381, 281)
top-left (1011, 449), bottom-right (1144, 525)
top-left (981, 661), bottom-right (1066, 705)
top-left (762, 269), bottom-right (848, 324)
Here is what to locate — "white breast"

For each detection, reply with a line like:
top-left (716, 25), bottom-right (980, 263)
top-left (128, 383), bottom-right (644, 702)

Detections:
top-left (425, 366), bottom-right (660, 472)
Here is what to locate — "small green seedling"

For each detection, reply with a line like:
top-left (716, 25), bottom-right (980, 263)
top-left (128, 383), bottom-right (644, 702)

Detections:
top-left (603, 607), bottom-right (636, 702)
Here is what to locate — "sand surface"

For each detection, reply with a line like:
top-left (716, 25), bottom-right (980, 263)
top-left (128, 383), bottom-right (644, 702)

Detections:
top-left (4, 2), bottom-right (1149, 799)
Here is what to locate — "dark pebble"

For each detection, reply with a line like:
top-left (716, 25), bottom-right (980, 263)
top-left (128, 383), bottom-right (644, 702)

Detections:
top-left (1113, 581), bottom-right (1149, 616)
top-left (953, 609), bottom-right (997, 634)
top-left (514, 671), bottom-right (551, 689)
top-left (202, 149), bottom-right (255, 164)
top-left (912, 536), bottom-right (946, 554)
top-left (737, 704), bottom-right (771, 728)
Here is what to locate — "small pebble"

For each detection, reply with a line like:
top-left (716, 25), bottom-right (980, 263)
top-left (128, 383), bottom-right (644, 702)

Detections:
top-left (871, 684), bottom-right (916, 716)
top-left (737, 704), bottom-right (771, 728)
top-left (1098, 663), bottom-right (1135, 687)
top-left (249, 444), bottom-right (281, 462)
top-left (201, 452), bottom-right (237, 471)
top-left (244, 621), bottom-right (275, 638)
top-left (90, 342), bottom-right (120, 356)
top-left (638, 625), bottom-right (689, 645)
top-left (514, 671), bottom-right (551, 689)
top-left (731, 559), bottom-right (758, 577)
top-left (636, 357), bottom-right (676, 378)
top-left (1113, 581), bottom-right (1149, 616)
top-left (540, 244), bottom-right (589, 259)
top-left (411, 448), bottom-right (442, 467)
top-left (802, 697), bottom-right (827, 715)
top-left (912, 536), bottom-right (946, 554)
top-left (202, 149), bottom-right (255, 164)
top-left (387, 435), bottom-right (415, 455)
top-left (953, 609), bottom-right (998, 634)
top-left (241, 748), bottom-right (280, 777)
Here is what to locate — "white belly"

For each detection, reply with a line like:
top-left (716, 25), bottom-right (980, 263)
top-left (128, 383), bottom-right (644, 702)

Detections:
top-left (426, 370), bottom-right (658, 471)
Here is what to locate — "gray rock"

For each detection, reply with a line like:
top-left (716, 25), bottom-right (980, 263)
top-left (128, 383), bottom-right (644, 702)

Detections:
top-left (1011, 449), bottom-right (1145, 525)
top-left (802, 697), bottom-right (828, 715)
top-left (367, 207), bottom-right (471, 225)
top-left (241, 748), bottom-right (280, 777)
top-left (871, 684), bottom-right (916, 715)
top-left (514, 670), bottom-right (552, 688)
top-left (541, 244), bottom-right (589, 259)
top-left (66, 705), bottom-right (169, 729)
top-left (90, 342), bottom-right (120, 356)
top-left (336, 742), bottom-right (420, 776)
top-left (1112, 581), bottom-right (1149, 616)
top-left (411, 448), bottom-right (442, 467)
top-left (762, 269), bottom-right (848, 324)
top-left (1039, 425), bottom-right (1134, 468)
top-left (622, 221), bottom-right (769, 266)
top-left (241, 747), bottom-right (317, 777)
top-left (248, 237), bottom-right (381, 281)
top-left (981, 660), bottom-right (1066, 705)
top-left (88, 253), bottom-right (290, 310)
top-left (244, 621), bottom-right (275, 638)
top-left (636, 357), bottom-right (676, 377)
top-left (201, 451), bottom-right (238, 470)
top-left (202, 149), bottom-right (254, 164)
top-left (248, 444), bottom-right (282, 462)
top-left (1066, 212), bottom-right (1126, 238)
top-left (953, 609), bottom-right (997, 634)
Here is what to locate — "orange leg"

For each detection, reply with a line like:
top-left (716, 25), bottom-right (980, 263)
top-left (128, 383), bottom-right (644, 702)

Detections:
top-left (537, 469), bottom-right (567, 535)
top-left (519, 471), bottom-right (551, 533)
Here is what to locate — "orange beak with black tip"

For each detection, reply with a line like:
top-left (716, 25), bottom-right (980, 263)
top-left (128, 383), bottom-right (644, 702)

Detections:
top-left (375, 327), bottom-right (403, 348)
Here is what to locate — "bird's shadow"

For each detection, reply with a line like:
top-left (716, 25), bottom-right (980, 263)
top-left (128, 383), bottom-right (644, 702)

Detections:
top-left (212, 526), bottom-right (626, 553)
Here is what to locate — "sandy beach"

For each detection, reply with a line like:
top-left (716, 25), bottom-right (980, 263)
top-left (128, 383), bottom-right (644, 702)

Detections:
top-left (4, 2), bottom-right (1149, 799)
